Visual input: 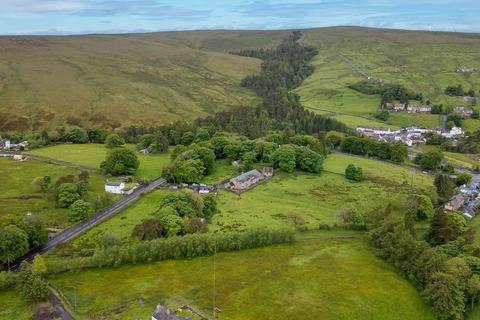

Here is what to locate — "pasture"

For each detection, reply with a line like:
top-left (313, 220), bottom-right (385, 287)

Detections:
top-left (28, 144), bottom-right (171, 180)
top-left (68, 153), bottom-right (433, 245)
top-left (49, 238), bottom-right (434, 320)
top-left (0, 290), bottom-right (33, 320)
top-left (0, 157), bottom-right (106, 227)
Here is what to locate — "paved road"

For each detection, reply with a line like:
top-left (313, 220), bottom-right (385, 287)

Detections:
top-left (8, 177), bottom-right (166, 271)
top-left (49, 291), bottom-right (75, 320)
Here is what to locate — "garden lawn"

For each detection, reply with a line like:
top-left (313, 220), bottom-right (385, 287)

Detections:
top-left (49, 238), bottom-right (434, 320)
top-left (324, 153), bottom-right (433, 189)
top-left (0, 290), bottom-right (35, 320)
top-left (0, 157), bottom-right (106, 228)
top-left (28, 144), bottom-right (171, 180)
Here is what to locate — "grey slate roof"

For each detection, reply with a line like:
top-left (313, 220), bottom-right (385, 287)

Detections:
top-left (105, 182), bottom-right (122, 187)
top-left (234, 169), bottom-right (263, 183)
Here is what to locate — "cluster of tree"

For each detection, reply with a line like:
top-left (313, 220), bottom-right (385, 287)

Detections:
top-left (162, 131), bottom-right (325, 183)
top-left (340, 136), bottom-right (408, 162)
top-left (0, 215), bottom-right (48, 266)
top-left (270, 144), bottom-right (323, 173)
top-left (196, 32), bottom-right (349, 138)
top-left (132, 191), bottom-right (217, 240)
top-left (0, 257), bottom-right (49, 303)
top-left (446, 130), bottom-right (480, 154)
top-left (414, 149), bottom-right (444, 170)
top-left (374, 109), bottom-right (389, 121)
top-left (51, 172), bottom-right (97, 222)
top-left (345, 164), bottom-right (364, 181)
top-left (348, 81), bottom-right (422, 105)
top-left (445, 84), bottom-right (476, 97)
top-left (434, 173), bottom-right (456, 202)
top-left (100, 148), bottom-right (139, 176)
top-left (371, 205), bottom-right (480, 320)
top-left (45, 229), bottom-right (295, 274)
top-left (136, 133), bottom-right (169, 153)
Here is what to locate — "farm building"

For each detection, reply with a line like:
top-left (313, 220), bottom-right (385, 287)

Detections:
top-left (229, 169), bottom-right (264, 190)
top-left (228, 168), bottom-right (274, 191)
top-left (454, 105), bottom-right (474, 118)
top-left (444, 195), bottom-right (465, 211)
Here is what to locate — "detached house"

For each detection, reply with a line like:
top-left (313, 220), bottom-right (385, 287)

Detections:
top-left (445, 195), bottom-right (465, 212)
top-left (454, 105), bottom-right (474, 118)
top-left (0, 138), bottom-right (10, 150)
top-left (228, 167), bottom-right (274, 192)
top-left (104, 182), bottom-right (134, 195)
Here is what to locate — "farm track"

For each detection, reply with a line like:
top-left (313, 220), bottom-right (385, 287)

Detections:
top-left (25, 154), bottom-right (101, 173)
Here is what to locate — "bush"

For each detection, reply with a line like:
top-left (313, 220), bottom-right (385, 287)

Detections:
top-left (69, 200), bottom-right (93, 222)
top-left (105, 134), bottom-right (125, 148)
top-left (345, 164), bottom-right (363, 181)
top-left (456, 173), bottom-right (472, 186)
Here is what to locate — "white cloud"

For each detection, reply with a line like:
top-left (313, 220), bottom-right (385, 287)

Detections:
top-left (0, 0), bottom-right (91, 12)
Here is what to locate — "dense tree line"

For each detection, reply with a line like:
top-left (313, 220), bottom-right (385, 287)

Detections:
top-left (371, 205), bottom-right (480, 320)
top-left (340, 136), bottom-right (408, 162)
top-left (132, 191), bottom-right (218, 241)
top-left (445, 84), bottom-right (476, 97)
top-left (197, 32), bottom-right (350, 138)
top-left (348, 80), bottom-right (423, 105)
top-left (45, 229), bottom-right (294, 274)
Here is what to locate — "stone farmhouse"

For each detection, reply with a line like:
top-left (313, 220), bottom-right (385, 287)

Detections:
top-left (407, 104), bottom-right (432, 114)
top-left (384, 103), bottom-right (431, 114)
top-left (227, 167), bottom-right (274, 192)
top-left (445, 195), bottom-right (466, 212)
top-left (454, 105), bottom-right (474, 118)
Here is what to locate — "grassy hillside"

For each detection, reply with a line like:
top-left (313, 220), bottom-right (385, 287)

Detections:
top-left (3, 27), bottom-right (480, 132)
top-left (50, 238), bottom-right (434, 320)
top-left (0, 33), bottom-right (261, 131)
top-left (296, 27), bottom-right (480, 131)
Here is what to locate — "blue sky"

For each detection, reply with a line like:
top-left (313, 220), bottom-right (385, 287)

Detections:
top-left (0, 0), bottom-right (479, 35)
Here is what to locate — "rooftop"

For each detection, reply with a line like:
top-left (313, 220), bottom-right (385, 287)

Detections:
top-left (105, 182), bottom-right (123, 187)
top-left (234, 169), bottom-right (263, 183)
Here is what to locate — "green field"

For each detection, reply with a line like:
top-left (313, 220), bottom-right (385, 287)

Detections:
top-left (0, 290), bottom-right (34, 320)
top-left (49, 238), bottom-right (434, 320)
top-left (324, 153), bottom-right (433, 188)
top-left (70, 153), bottom-right (433, 247)
top-left (0, 157), bottom-right (106, 227)
top-left (296, 27), bottom-right (480, 131)
top-left (0, 32), bottom-right (262, 131)
top-left (28, 144), bottom-right (171, 180)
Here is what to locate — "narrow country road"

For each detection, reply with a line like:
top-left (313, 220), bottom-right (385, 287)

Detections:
top-left (49, 291), bottom-right (74, 320)
top-left (8, 177), bottom-right (166, 271)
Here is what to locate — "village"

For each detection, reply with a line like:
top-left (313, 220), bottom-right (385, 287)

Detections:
top-left (383, 102), bottom-right (476, 116)
top-left (356, 125), bottom-right (464, 146)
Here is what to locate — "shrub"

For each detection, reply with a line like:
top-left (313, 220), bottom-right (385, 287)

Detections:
top-left (345, 164), bottom-right (363, 181)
